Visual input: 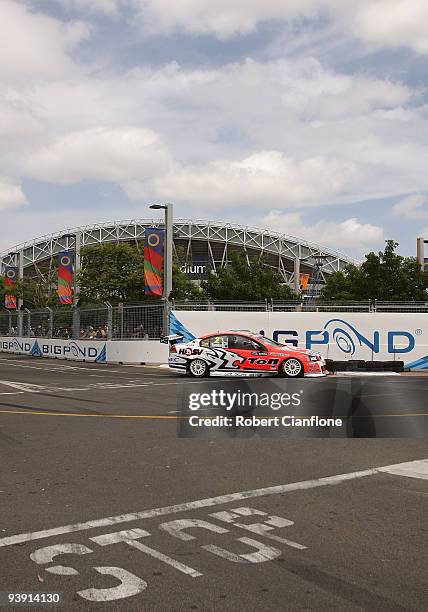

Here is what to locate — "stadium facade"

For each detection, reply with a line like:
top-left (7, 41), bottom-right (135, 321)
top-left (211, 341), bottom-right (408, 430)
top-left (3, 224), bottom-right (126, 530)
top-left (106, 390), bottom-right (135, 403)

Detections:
top-left (0, 219), bottom-right (354, 287)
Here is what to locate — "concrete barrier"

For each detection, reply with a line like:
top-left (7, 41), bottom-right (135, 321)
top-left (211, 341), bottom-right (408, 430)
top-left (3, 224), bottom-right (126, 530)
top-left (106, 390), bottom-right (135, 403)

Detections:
top-left (0, 337), bottom-right (168, 364)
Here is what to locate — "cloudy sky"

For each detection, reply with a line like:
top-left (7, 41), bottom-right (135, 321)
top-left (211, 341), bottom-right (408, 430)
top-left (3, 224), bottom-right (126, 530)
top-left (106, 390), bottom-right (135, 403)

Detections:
top-left (1, 0), bottom-right (428, 259)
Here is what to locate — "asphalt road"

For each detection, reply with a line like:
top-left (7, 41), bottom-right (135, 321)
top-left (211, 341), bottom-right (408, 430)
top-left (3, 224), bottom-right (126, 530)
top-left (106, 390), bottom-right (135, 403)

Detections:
top-left (0, 355), bottom-right (426, 611)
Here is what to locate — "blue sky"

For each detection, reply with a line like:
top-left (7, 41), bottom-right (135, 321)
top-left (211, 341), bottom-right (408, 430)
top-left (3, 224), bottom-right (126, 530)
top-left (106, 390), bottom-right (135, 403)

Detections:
top-left (1, 0), bottom-right (428, 260)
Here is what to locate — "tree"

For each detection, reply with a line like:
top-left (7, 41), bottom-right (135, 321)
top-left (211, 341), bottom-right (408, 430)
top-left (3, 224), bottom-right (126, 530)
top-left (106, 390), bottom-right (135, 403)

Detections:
top-left (201, 252), bottom-right (298, 301)
top-left (78, 242), bottom-right (204, 304)
top-left (78, 243), bottom-right (150, 304)
top-left (321, 240), bottom-right (428, 301)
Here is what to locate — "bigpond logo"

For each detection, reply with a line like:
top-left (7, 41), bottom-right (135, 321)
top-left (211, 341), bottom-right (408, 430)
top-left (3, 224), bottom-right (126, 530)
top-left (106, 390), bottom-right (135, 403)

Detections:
top-left (273, 318), bottom-right (418, 355)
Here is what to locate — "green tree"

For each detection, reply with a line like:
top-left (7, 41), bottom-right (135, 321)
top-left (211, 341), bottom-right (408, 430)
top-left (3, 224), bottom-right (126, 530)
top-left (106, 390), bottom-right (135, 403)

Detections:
top-left (78, 242), bottom-right (204, 304)
top-left (201, 252), bottom-right (298, 301)
top-left (321, 240), bottom-right (428, 301)
top-left (78, 243), bottom-right (146, 304)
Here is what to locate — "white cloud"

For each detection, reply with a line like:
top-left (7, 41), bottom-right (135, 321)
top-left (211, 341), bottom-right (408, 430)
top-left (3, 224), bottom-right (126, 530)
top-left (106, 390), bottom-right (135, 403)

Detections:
top-left (0, 1), bottom-right (90, 83)
top-left (0, 1), bottom-right (427, 259)
top-left (260, 210), bottom-right (383, 249)
top-left (26, 126), bottom-right (173, 183)
top-left (132, 0), bottom-right (322, 39)
top-left (6, 54), bottom-right (427, 210)
top-left (61, 0), bottom-right (123, 15)
top-left (124, 0), bottom-right (428, 54)
top-left (353, 0), bottom-right (428, 54)
top-left (392, 194), bottom-right (428, 220)
top-left (0, 179), bottom-right (28, 211)
top-left (125, 150), bottom-right (355, 207)
top-left (46, 0), bottom-right (428, 55)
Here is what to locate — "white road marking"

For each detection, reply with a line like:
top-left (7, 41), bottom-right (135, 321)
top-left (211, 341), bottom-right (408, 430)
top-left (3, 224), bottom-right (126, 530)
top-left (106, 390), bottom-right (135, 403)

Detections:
top-left (0, 380), bottom-right (47, 392)
top-left (0, 379), bottom-right (203, 394)
top-left (209, 508), bottom-right (306, 550)
top-left (0, 391), bottom-right (25, 395)
top-left (90, 528), bottom-right (202, 577)
top-left (91, 529), bottom-right (150, 545)
top-left (202, 537), bottom-right (281, 563)
top-left (127, 540), bottom-right (203, 577)
top-left (0, 358), bottom-right (123, 373)
top-left (159, 519), bottom-right (228, 541)
top-left (0, 459), bottom-right (426, 549)
top-left (77, 566), bottom-right (147, 602)
top-left (378, 460), bottom-right (428, 480)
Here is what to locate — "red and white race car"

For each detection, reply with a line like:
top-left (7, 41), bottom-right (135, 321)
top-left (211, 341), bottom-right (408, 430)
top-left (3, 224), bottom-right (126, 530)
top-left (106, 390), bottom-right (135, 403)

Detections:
top-left (168, 331), bottom-right (326, 378)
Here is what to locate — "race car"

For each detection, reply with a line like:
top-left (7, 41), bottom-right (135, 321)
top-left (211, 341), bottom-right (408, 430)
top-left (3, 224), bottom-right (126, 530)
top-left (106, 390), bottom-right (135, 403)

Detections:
top-left (168, 330), bottom-right (326, 378)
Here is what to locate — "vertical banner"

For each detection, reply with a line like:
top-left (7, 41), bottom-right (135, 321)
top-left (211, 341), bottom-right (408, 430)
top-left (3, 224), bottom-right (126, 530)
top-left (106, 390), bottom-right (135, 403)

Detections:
top-left (299, 273), bottom-right (310, 290)
top-left (144, 228), bottom-right (164, 296)
top-left (3, 265), bottom-right (18, 309)
top-left (57, 251), bottom-right (74, 305)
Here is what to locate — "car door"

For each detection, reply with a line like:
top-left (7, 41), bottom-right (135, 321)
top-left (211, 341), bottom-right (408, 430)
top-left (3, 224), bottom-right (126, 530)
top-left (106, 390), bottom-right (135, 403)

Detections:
top-left (226, 335), bottom-right (270, 371)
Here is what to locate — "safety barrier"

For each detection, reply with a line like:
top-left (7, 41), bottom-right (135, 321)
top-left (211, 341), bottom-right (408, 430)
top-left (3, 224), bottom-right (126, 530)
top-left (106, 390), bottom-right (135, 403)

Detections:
top-left (0, 337), bottom-right (168, 364)
top-left (170, 310), bottom-right (428, 370)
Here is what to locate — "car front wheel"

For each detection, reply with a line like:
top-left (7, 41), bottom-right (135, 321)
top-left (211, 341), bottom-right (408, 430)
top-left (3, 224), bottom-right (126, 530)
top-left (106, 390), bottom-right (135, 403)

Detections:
top-left (188, 359), bottom-right (210, 378)
top-left (279, 358), bottom-right (303, 378)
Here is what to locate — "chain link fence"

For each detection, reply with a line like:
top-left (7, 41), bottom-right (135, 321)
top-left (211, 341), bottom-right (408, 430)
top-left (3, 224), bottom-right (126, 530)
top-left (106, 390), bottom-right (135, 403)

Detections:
top-left (1, 300), bottom-right (428, 339)
top-left (0, 303), bottom-right (163, 340)
top-left (172, 300), bottom-right (428, 313)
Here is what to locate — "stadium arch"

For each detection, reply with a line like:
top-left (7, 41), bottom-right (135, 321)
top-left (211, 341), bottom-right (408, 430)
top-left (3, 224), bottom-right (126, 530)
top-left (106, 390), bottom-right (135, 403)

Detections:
top-left (0, 219), bottom-right (355, 288)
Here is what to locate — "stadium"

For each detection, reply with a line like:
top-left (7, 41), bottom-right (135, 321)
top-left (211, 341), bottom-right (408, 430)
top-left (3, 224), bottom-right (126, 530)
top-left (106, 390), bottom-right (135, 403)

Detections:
top-left (0, 218), bottom-right (354, 289)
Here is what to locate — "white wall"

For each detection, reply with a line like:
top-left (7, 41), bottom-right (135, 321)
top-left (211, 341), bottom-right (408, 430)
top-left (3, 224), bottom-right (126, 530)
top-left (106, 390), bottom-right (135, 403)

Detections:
top-left (107, 341), bottom-right (168, 364)
top-left (0, 337), bottom-right (168, 364)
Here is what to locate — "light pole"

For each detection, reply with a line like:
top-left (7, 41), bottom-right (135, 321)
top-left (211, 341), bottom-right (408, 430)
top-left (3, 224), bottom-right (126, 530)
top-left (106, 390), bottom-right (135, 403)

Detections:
top-left (17, 249), bottom-right (23, 336)
top-left (149, 203), bottom-right (173, 335)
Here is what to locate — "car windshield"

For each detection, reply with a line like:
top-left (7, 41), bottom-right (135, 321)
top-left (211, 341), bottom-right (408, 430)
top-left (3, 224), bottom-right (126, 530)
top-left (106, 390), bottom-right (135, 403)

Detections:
top-left (256, 335), bottom-right (283, 347)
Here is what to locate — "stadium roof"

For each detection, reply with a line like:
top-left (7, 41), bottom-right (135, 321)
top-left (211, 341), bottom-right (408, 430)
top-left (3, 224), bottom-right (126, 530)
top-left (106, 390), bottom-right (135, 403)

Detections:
top-left (0, 219), bottom-right (355, 283)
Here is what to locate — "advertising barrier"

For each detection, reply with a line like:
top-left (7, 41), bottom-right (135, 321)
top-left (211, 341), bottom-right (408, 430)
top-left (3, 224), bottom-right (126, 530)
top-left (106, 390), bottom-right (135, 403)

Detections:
top-left (1, 311), bottom-right (427, 368)
top-left (170, 311), bottom-right (428, 370)
top-left (0, 337), bottom-right (168, 364)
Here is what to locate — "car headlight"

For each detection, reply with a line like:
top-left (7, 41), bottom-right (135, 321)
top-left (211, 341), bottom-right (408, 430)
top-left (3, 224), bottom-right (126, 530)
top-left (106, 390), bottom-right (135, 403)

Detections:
top-left (309, 354), bottom-right (321, 362)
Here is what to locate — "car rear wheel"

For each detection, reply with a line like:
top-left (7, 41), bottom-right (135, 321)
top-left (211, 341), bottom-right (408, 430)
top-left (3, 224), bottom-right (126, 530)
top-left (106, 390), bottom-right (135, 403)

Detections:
top-left (279, 358), bottom-right (303, 378)
top-left (188, 359), bottom-right (209, 378)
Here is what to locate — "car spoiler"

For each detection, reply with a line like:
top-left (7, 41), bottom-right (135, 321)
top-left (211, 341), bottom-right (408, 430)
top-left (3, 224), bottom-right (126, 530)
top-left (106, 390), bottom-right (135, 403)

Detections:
top-left (160, 334), bottom-right (184, 345)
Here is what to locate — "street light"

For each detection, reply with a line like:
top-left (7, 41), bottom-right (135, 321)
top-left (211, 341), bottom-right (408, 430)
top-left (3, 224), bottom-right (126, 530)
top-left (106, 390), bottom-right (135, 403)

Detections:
top-left (149, 203), bottom-right (173, 335)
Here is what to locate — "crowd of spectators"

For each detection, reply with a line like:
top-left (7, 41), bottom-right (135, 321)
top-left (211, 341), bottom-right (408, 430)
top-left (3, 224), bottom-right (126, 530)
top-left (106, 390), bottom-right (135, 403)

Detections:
top-left (2, 321), bottom-right (160, 340)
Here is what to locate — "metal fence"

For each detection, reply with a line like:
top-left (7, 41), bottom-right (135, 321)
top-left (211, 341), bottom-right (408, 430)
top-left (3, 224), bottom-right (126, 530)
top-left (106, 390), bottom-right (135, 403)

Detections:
top-left (1, 300), bottom-right (427, 340)
top-left (0, 303), bottom-right (163, 340)
top-left (171, 300), bottom-right (428, 313)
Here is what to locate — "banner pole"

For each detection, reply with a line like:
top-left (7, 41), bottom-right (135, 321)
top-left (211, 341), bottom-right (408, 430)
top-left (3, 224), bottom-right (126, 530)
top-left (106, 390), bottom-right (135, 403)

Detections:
top-left (72, 232), bottom-right (81, 340)
top-left (164, 203), bottom-right (173, 335)
top-left (17, 249), bottom-right (24, 336)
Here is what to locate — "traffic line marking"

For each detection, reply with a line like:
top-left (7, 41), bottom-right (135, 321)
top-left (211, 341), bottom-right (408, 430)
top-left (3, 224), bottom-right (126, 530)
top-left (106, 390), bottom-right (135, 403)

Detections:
top-left (378, 460), bottom-right (428, 480)
top-left (0, 459), bottom-right (426, 549)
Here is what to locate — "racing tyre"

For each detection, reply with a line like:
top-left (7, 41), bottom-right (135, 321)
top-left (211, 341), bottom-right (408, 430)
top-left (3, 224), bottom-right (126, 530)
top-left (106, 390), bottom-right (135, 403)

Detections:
top-left (188, 359), bottom-right (210, 378)
top-left (279, 358), bottom-right (303, 378)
